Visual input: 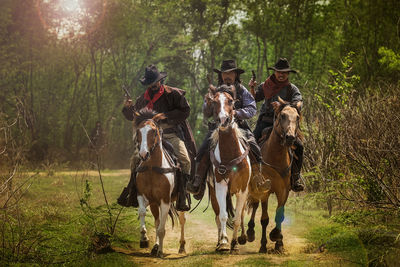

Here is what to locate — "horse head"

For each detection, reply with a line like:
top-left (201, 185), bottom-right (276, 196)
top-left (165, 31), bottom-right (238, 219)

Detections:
top-left (273, 97), bottom-right (302, 146)
top-left (134, 108), bottom-right (166, 161)
top-left (206, 85), bottom-right (236, 129)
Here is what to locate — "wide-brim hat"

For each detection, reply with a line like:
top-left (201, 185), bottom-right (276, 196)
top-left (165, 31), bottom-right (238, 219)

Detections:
top-left (213, 59), bottom-right (245, 75)
top-left (139, 64), bottom-right (167, 86)
top-left (268, 58), bottom-right (297, 73)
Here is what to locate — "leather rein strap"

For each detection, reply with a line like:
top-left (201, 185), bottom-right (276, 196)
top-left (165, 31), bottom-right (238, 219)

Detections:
top-left (262, 148), bottom-right (293, 179)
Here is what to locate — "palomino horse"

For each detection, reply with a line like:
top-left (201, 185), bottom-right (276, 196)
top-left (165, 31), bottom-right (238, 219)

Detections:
top-left (205, 86), bottom-right (251, 253)
top-left (134, 109), bottom-right (186, 258)
top-left (245, 97), bottom-right (302, 253)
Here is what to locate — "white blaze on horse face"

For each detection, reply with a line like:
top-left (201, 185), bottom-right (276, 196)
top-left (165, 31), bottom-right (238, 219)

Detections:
top-left (139, 125), bottom-right (152, 159)
top-left (281, 108), bottom-right (297, 138)
top-left (218, 93), bottom-right (229, 126)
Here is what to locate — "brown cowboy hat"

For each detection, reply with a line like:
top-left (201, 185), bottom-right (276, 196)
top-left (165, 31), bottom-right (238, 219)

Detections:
top-left (268, 58), bottom-right (297, 73)
top-left (213, 59), bottom-right (245, 75)
top-left (139, 64), bottom-right (167, 86)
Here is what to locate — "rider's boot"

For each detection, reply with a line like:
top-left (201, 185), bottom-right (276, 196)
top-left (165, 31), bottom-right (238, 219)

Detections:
top-left (187, 155), bottom-right (208, 200)
top-left (118, 172), bottom-right (139, 207)
top-left (248, 138), bottom-right (271, 190)
top-left (291, 141), bottom-right (304, 192)
top-left (176, 173), bottom-right (191, 211)
top-left (251, 163), bottom-right (271, 191)
top-left (291, 172), bottom-right (304, 192)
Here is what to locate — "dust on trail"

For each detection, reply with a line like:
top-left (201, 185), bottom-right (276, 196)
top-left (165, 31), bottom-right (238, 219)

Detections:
top-left (113, 192), bottom-right (344, 266)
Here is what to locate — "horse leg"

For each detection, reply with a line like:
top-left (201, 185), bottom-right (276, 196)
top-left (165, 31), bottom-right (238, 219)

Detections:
top-left (238, 206), bottom-right (247, 245)
top-left (259, 199), bottom-right (269, 253)
top-left (149, 204), bottom-right (160, 256)
top-left (154, 200), bottom-right (170, 258)
top-left (231, 189), bottom-right (248, 254)
top-left (137, 195), bottom-right (149, 248)
top-left (178, 211), bottom-right (186, 254)
top-left (215, 180), bottom-right (229, 252)
top-left (270, 189), bottom-right (289, 253)
top-left (209, 182), bottom-right (222, 247)
top-left (246, 201), bottom-right (259, 242)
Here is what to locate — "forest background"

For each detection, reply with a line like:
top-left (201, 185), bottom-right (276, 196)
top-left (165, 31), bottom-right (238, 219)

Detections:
top-left (1, 0), bottom-right (399, 265)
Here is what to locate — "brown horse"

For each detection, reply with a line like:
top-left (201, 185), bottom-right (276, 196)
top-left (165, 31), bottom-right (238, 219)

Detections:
top-left (205, 86), bottom-right (252, 253)
top-left (134, 109), bottom-right (186, 258)
top-left (245, 97), bottom-right (302, 253)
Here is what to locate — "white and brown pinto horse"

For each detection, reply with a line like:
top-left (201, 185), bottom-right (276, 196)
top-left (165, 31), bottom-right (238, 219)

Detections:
top-left (205, 86), bottom-right (251, 253)
top-left (246, 97), bottom-right (302, 253)
top-left (134, 109), bottom-right (186, 258)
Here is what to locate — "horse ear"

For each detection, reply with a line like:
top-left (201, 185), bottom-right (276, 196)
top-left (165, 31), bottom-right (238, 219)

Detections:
top-left (209, 84), bottom-right (217, 95)
top-left (294, 101), bottom-right (303, 113)
top-left (272, 101), bottom-right (282, 114)
top-left (152, 113), bottom-right (166, 122)
top-left (277, 96), bottom-right (288, 105)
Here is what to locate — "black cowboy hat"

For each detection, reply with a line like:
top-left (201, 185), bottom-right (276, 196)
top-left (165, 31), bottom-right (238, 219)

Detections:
top-left (213, 59), bottom-right (245, 75)
top-left (268, 58), bottom-right (297, 73)
top-left (139, 64), bottom-right (167, 86)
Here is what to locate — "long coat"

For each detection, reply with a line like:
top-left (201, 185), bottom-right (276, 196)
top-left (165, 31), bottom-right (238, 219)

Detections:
top-left (122, 85), bottom-right (197, 175)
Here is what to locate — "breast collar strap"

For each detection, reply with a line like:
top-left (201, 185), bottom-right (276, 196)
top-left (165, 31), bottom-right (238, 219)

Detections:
top-left (210, 144), bottom-right (250, 176)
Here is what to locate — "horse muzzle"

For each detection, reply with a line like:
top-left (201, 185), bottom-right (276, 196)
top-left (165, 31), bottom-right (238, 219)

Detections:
top-left (217, 116), bottom-right (231, 128)
top-left (285, 134), bottom-right (296, 146)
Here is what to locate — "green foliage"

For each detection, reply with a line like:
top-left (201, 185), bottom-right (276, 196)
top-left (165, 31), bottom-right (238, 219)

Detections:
top-left (378, 47), bottom-right (400, 72)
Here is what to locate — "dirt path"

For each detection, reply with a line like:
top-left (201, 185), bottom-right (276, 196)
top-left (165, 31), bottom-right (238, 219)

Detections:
top-left (113, 194), bottom-right (344, 266)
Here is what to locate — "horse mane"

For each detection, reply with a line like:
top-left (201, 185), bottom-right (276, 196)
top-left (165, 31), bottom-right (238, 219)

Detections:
top-left (134, 108), bottom-right (158, 127)
top-left (210, 122), bottom-right (246, 148)
top-left (216, 85), bottom-right (235, 99)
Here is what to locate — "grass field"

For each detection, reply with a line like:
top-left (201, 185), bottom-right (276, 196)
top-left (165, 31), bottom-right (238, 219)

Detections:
top-left (1, 169), bottom-right (390, 266)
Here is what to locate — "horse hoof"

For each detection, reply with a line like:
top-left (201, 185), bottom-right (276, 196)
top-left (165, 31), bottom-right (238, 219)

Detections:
top-left (157, 250), bottom-right (164, 258)
top-left (238, 235), bottom-right (247, 245)
top-left (275, 241), bottom-right (284, 254)
top-left (246, 229), bottom-right (255, 242)
top-left (259, 246), bottom-right (267, 254)
top-left (151, 244), bottom-right (159, 256)
top-left (230, 248), bottom-right (239, 254)
top-left (140, 239), bottom-right (149, 248)
top-left (269, 228), bottom-right (283, 242)
top-left (216, 242), bottom-right (230, 252)
top-left (178, 246), bottom-right (186, 254)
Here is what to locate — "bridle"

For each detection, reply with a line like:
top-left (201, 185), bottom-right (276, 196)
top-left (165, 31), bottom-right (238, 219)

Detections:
top-left (212, 91), bottom-right (235, 128)
top-left (263, 105), bottom-right (300, 178)
top-left (136, 119), bottom-right (176, 174)
top-left (137, 119), bottom-right (162, 161)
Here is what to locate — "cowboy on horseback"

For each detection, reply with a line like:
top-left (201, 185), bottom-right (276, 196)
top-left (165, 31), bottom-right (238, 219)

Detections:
top-left (249, 58), bottom-right (305, 192)
top-left (187, 59), bottom-right (268, 199)
top-left (119, 64), bottom-right (196, 211)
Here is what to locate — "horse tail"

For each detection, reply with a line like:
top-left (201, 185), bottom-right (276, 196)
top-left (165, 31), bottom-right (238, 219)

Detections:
top-left (246, 197), bottom-right (254, 215)
top-left (169, 204), bottom-right (179, 229)
top-left (226, 192), bottom-right (235, 230)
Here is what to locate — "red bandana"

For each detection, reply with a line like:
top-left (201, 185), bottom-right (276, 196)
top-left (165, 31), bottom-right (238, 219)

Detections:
top-left (144, 85), bottom-right (165, 109)
top-left (262, 75), bottom-right (290, 99)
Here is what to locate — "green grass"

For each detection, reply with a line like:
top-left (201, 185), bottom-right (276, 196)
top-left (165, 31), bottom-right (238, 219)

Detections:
top-left (1, 170), bottom-right (139, 266)
top-left (3, 170), bottom-right (397, 266)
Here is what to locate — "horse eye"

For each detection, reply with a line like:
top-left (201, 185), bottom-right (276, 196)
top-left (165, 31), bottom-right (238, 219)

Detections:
top-left (281, 114), bottom-right (287, 120)
top-left (228, 99), bottom-right (233, 105)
